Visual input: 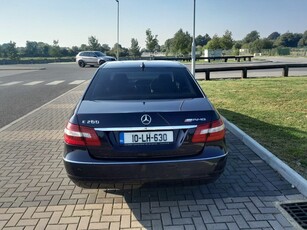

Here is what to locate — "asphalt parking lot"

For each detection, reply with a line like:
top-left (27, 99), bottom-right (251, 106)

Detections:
top-left (0, 80), bottom-right (306, 230)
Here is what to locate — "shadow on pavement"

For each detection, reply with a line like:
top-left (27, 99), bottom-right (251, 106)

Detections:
top-left (218, 108), bottom-right (307, 178)
top-left (100, 128), bottom-right (301, 228)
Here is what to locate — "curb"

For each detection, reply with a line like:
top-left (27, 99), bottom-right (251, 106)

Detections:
top-left (223, 116), bottom-right (307, 197)
top-left (0, 67), bottom-right (46, 71)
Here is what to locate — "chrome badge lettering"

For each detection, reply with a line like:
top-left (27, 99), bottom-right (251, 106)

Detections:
top-left (184, 118), bottom-right (206, 123)
top-left (81, 120), bottom-right (100, 125)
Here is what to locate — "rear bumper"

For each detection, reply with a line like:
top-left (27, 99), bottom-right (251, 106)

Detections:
top-left (63, 146), bottom-right (227, 188)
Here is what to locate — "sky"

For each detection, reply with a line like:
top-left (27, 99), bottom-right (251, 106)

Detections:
top-left (1, 0), bottom-right (307, 49)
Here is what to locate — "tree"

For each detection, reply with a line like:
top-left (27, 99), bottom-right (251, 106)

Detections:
top-left (1, 41), bottom-right (19, 60)
top-left (298, 31), bottom-right (307, 47)
top-left (267, 32), bottom-right (280, 40)
top-left (243, 30), bottom-right (260, 44)
top-left (249, 39), bottom-right (263, 53)
top-left (274, 32), bottom-right (302, 47)
top-left (25, 41), bottom-right (38, 57)
top-left (195, 34), bottom-right (211, 46)
top-left (88, 36), bottom-right (101, 50)
top-left (171, 29), bottom-right (192, 56)
top-left (233, 41), bottom-right (242, 50)
top-left (129, 38), bottom-right (141, 58)
top-left (247, 38), bottom-right (273, 53)
top-left (109, 43), bottom-right (129, 57)
top-left (37, 42), bottom-right (50, 57)
top-left (79, 44), bottom-right (89, 51)
top-left (232, 41), bottom-right (242, 55)
top-left (145, 29), bottom-right (159, 53)
top-left (220, 30), bottom-right (233, 50)
top-left (163, 38), bottom-right (173, 55)
top-left (17, 47), bottom-right (26, 57)
top-left (101, 44), bottom-right (110, 53)
top-left (261, 38), bottom-right (274, 49)
top-left (70, 46), bottom-right (80, 55)
top-left (205, 34), bottom-right (222, 50)
top-left (49, 40), bottom-right (61, 57)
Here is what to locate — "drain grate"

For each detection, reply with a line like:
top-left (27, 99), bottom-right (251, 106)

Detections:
top-left (281, 202), bottom-right (307, 229)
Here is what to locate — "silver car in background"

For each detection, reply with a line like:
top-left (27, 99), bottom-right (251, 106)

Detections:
top-left (76, 51), bottom-right (116, 68)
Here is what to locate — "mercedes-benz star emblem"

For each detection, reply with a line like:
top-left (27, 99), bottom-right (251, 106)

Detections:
top-left (141, 114), bottom-right (151, 125)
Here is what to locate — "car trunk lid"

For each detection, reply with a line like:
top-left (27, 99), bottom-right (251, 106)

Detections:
top-left (76, 99), bottom-right (218, 159)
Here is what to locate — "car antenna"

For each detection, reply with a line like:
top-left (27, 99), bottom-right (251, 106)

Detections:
top-left (140, 62), bottom-right (145, 71)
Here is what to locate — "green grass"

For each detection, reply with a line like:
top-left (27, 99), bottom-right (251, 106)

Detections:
top-left (199, 77), bottom-right (307, 178)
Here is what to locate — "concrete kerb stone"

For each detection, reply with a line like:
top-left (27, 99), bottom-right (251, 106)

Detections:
top-left (0, 67), bottom-right (46, 71)
top-left (222, 116), bottom-right (307, 197)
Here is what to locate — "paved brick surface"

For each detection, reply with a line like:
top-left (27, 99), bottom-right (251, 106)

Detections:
top-left (0, 82), bottom-right (306, 229)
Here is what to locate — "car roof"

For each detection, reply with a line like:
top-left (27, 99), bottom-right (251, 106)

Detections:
top-left (80, 51), bottom-right (102, 53)
top-left (100, 60), bottom-right (186, 69)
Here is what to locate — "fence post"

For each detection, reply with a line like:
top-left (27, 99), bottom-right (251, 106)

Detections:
top-left (242, 68), bottom-right (247, 79)
top-left (205, 70), bottom-right (210, 80)
top-left (283, 66), bottom-right (289, 77)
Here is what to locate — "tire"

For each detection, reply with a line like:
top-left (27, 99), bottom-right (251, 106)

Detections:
top-left (78, 60), bottom-right (86, 68)
top-left (98, 60), bottom-right (105, 65)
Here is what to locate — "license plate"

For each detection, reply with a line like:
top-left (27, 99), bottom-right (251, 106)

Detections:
top-left (119, 131), bottom-right (173, 144)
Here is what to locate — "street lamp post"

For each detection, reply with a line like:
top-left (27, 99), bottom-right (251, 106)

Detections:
top-left (191, 0), bottom-right (196, 76)
top-left (115, 0), bottom-right (119, 60)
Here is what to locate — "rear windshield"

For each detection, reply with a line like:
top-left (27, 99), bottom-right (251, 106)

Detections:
top-left (84, 67), bottom-right (204, 100)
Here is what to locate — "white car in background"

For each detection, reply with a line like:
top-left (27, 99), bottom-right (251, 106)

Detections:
top-left (76, 51), bottom-right (116, 68)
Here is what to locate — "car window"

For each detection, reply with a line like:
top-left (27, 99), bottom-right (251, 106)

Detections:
top-left (84, 67), bottom-right (203, 100)
top-left (94, 51), bottom-right (105, 57)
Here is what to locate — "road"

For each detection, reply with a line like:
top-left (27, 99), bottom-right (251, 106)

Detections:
top-left (0, 63), bottom-right (96, 128)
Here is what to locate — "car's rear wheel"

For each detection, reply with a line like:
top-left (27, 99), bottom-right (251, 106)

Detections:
top-left (78, 60), bottom-right (86, 68)
top-left (98, 60), bottom-right (105, 65)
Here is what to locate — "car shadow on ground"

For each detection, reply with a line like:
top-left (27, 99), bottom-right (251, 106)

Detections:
top-left (104, 130), bottom-right (299, 202)
top-left (218, 108), bottom-right (307, 178)
top-left (99, 126), bottom-right (301, 228)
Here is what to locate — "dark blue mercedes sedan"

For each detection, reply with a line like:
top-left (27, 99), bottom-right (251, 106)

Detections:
top-left (63, 61), bottom-right (227, 188)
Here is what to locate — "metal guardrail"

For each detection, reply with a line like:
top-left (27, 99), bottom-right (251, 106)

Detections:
top-left (152, 55), bottom-right (254, 63)
top-left (199, 55), bottom-right (254, 62)
top-left (195, 63), bottom-right (307, 80)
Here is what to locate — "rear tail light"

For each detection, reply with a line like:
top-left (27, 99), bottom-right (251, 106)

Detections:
top-left (64, 122), bottom-right (101, 146)
top-left (192, 119), bottom-right (225, 143)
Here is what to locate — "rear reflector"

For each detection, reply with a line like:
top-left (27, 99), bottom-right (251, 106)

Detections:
top-left (192, 119), bottom-right (225, 143)
top-left (64, 122), bottom-right (101, 146)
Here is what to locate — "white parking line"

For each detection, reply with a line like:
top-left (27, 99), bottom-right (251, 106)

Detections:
top-left (0, 80), bottom-right (86, 86)
top-left (23, 81), bottom-right (44, 86)
top-left (69, 80), bottom-right (86, 85)
top-left (46, 80), bottom-right (65, 85)
top-left (0, 81), bottom-right (23, 86)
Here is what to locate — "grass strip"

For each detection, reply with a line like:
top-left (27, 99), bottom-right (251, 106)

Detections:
top-left (199, 76), bottom-right (307, 178)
